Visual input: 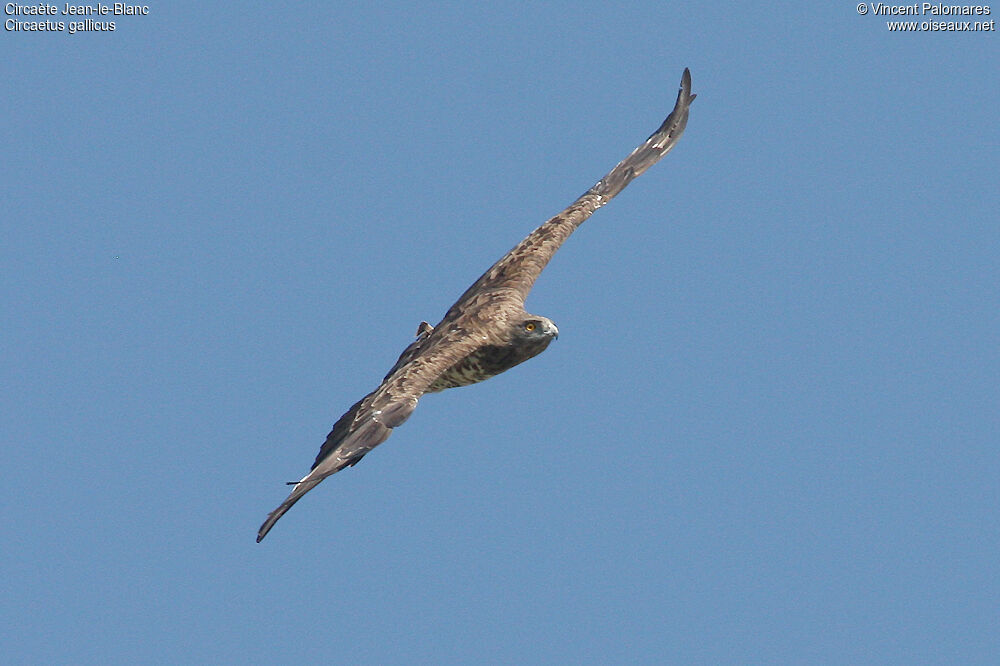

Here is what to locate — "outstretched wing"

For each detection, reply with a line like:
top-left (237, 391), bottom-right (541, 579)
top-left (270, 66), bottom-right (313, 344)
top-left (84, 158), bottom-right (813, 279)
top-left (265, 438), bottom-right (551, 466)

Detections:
top-left (256, 326), bottom-right (482, 542)
top-left (256, 390), bottom-right (408, 542)
top-left (442, 68), bottom-right (695, 319)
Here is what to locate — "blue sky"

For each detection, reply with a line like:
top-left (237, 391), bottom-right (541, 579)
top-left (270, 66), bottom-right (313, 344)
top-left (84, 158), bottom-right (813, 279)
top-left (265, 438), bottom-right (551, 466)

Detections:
top-left (3, 3), bottom-right (998, 663)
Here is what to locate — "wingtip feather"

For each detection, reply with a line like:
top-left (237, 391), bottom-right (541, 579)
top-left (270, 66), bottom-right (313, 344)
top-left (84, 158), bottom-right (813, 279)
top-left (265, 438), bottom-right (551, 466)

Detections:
top-left (679, 68), bottom-right (694, 105)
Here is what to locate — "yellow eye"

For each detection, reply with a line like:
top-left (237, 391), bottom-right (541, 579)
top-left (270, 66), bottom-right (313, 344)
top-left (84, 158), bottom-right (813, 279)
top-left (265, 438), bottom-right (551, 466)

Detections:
top-left (525, 322), bottom-right (536, 331)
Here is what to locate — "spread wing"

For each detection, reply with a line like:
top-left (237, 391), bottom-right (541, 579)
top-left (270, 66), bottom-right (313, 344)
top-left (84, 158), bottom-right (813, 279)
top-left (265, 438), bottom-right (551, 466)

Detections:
top-left (256, 324), bottom-right (482, 542)
top-left (442, 68), bottom-right (695, 321)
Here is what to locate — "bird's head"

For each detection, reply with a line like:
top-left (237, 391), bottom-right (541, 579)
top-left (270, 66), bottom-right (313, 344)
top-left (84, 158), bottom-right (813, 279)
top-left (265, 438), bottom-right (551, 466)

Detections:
top-left (518, 315), bottom-right (558, 339)
top-left (513, 315), bottom-right (559, 358)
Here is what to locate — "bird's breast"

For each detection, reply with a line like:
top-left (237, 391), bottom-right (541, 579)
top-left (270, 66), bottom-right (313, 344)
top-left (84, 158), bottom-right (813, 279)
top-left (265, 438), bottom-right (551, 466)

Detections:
top-left (427, 344), bottom-right (528, 392)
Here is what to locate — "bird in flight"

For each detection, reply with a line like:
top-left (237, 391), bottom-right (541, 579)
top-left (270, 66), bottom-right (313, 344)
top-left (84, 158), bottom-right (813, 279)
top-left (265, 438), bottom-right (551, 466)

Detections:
top-left (258, 68), bottom-right (695, 542)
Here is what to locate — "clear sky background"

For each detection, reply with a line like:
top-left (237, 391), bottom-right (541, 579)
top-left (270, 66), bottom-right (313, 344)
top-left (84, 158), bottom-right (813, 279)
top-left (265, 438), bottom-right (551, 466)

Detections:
top-left (3, 3), bottom-right (998, 664)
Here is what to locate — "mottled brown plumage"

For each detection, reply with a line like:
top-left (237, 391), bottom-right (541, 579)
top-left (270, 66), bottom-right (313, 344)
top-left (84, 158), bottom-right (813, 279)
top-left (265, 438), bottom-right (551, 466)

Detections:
top-left (257, 68), bottom-right (695, 542)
